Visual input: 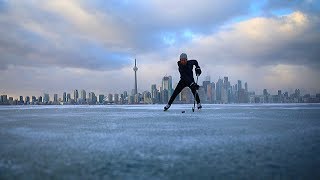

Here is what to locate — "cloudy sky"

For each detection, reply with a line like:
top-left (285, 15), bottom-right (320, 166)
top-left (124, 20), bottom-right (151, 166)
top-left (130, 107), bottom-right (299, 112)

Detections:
top-left (1, 0), bottom-right (320, 98)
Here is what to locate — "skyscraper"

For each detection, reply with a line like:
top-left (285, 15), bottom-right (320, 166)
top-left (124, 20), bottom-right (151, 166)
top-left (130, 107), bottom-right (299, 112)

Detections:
top-left (263, 89), bottom-right (268, 96)
top-left (161, 89), bottom-right (169, 104)
top-left (32, 96), bottom-right (36, 103)
top-left (114, 94), bottom-right (119, 104)
top-left (88, 92), bottom-right (97, 104)
top-left (237, 80), bottom-right (243, 103)
top-left (223, 77), bottom-right (230, 103)
top-left (133, 59), bottom-right (138, 95)
top-left (54, 94), bottom-right (58, 102)
top-left (123, 91), bottom-right (128, 99)
top-left (43, 93), bottom-right (50, 103)
top-left (162, 76), bottom-right (172, 93)
top-left (67, 93), bottom-right (71, 102)
top-left (134, 93), bottom-right (140, 104)
top-left (1, 95), bottom-right (7, 103)
top-left (108, 94), bottom-right (113, 103)
top-left (203, 78), bottom-right (211, 95)
top-left (19, 96), bottom-right (24, 104)
top-left (143, 91), bottom-right (152, 104)
top-left (74, 90), bottom-right (79, 102)
top-left (224, 77), bottom-right (228, 85)
top-left (120, 94), bottom-right (125, 104)
top-left (211, 82), bottom-right (216, 103)
top-left (63, 92), bottom-right (67, 102)
top-left (201, 76), bottom-right (211, 103)
top-left (25, 96), bottom-right (30, 104)
top-left (237, 80), bottom-right (242, 92)
top-left (216, 78), bottom-right (223, 103)
top-left (162, 76), bottom-right (173, 103)
top-left (98, 94), bottom-right (104, 104)
top-left (80, 90), bottom-right (86, 102)
top-left (151, 84), bottom-right (157, 98)
top-left (278, 90), bottom-right (282, 103)
top-left (221, 86), bottom-right (228, 104)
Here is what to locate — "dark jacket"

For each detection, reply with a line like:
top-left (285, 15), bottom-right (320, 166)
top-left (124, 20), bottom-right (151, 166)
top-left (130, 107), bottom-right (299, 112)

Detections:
top-left (177, 60), bottom-right (200, 85)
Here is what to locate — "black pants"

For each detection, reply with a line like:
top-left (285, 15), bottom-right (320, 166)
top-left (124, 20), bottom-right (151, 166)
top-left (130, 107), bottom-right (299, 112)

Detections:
top-left (167, 80), bottom-right (200, 105)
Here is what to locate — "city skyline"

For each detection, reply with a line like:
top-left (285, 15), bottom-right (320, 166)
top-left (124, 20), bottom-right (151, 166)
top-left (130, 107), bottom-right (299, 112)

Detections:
top-left (1, 72), bottom-right (319, 105)
top-left (1, 57), bottom-right (319, 99)
top-left (1, 1), bottom-right (320, 97)
top-left (1, 72), bottom-right (319, 100)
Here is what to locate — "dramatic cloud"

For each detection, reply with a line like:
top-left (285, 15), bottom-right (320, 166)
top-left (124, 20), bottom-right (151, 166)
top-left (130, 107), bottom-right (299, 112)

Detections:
top-left (0, 0), bottom-right (256, 70)
top-left (183, 11), bottom-right (320, 68)
top-left (264, 0), bottom-right (320, 15)
top-left (0, 1), bottom-right (131, 70)
top-left (0, 0), bottom-right (319, 97)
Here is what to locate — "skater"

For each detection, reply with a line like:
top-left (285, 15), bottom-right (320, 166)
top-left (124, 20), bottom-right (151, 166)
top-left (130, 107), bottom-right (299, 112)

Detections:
top-left (164, 53), bottom-right (202, 111)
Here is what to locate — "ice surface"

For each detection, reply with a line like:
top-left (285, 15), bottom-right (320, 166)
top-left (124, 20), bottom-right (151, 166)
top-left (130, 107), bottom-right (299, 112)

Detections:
top-left (0, 104), bottom-right (320, 179)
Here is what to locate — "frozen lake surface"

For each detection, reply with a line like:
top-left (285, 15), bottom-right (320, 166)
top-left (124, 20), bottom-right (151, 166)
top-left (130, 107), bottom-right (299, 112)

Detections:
top-left (0, 104), bottom-right (320, 179)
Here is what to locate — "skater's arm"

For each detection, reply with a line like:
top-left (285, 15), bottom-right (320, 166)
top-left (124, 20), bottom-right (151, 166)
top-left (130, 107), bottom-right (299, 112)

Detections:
top-left (189, 60), bottom-right (200, 69)
top-left (189, 60), bottom-right (202, 76)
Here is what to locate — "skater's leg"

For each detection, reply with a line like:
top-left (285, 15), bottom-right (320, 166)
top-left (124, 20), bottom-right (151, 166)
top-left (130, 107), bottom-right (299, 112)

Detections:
top-left (164, 81), bottom-right (186, 111)
top-left (190, 88), bottom-right (200, 104)
top-left (190, 87), bottom-right (202, 109)
top-left (167, 81), bottom-right (186, 105)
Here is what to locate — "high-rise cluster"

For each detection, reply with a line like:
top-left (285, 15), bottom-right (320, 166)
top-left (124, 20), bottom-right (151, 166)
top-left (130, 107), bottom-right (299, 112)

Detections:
top-left (1, 59), bottom-right (319, 105)
top-left (1, 76), bottom-right (319, 105)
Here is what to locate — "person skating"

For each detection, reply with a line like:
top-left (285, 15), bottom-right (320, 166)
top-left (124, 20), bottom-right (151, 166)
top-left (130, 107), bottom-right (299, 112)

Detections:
top-left (164, 53), bottom-right (202, 111)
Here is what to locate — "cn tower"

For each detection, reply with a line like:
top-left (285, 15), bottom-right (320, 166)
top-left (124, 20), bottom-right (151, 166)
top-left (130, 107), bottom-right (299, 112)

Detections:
top-left (133, 59), bottom-right (138, 95)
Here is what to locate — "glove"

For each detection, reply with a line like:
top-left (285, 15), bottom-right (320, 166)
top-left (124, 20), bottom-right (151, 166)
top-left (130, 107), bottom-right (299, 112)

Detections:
top-left (190, 82), bottom-right (200, 91)
top-left (195, 67), bottom-right (201, 76)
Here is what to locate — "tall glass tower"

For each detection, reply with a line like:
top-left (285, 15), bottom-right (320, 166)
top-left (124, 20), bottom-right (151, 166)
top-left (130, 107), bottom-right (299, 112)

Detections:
top-left (74, 89), bottom-right (78, 102)
top-left (162, 76), bottom-right (173, 95)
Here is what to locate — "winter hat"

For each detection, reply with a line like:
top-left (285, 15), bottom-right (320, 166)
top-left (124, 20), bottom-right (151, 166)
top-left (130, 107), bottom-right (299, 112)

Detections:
top-left (180, 53), bottom-right (187, 60)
